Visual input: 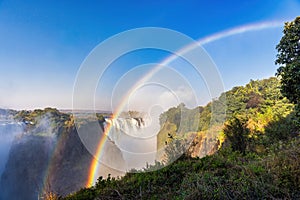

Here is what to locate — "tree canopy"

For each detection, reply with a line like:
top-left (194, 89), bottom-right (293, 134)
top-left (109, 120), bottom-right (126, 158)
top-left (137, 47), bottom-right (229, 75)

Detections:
top-left (276, 17), bottom-right (300, 106)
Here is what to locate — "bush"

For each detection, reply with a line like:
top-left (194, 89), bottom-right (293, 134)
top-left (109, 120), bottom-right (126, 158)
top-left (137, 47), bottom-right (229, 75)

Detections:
top-left (223, 117), bottom-right (249, 154)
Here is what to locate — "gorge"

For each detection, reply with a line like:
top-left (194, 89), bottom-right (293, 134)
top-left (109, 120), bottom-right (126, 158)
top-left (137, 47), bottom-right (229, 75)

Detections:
top-left (0, 107), bottom-right (176, 199)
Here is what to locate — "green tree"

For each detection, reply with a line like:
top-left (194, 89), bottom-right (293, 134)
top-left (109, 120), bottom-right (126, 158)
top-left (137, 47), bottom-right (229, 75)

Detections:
top-left (275, 17), bottom-right (300, 107)
top-left (223, 117), bottom-right (249, 154)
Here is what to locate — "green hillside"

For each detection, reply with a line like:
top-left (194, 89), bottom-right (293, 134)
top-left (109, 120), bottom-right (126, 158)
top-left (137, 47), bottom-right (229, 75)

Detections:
top-left (62, 77), bottom-right (299, 200)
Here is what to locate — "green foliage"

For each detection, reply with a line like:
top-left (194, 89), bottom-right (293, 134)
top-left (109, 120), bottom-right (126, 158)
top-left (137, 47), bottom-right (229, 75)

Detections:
top-left (65, 77), bottom-right (300, 199)
top-left (223, 77), bottom-right (296, 150)
top-left (223, 117), bottom-right (249, 154)
top-left (156, 121), bottom-right (177, 160)
top-left (158, 77), bottom-right (295, 157)
top-left (13, 107), bottom-right (71, 137)
top-left (263, 112), bottom-right (297, 144)
top-left (275, 17), bottom-right (300, 105)
top-left (159, 103), bottom-right (200, 133)
top-left (157, 103), bottom-right (201, 159)
top-left (65, 138), bottom-right (300, 200)
top-left (275, 16), bottom-right (300, 126)
top-left (163, 138), bottom-right (188, 164)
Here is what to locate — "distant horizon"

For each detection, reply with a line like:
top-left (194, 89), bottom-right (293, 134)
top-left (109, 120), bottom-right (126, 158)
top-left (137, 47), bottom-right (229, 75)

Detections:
top-left (0, 75), bottom-right (280, 112)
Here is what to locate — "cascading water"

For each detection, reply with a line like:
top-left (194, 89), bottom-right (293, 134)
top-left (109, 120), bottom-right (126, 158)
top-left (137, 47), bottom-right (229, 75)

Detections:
top-left (104, 115), bottom-right (160, 170)
top-left (105, 117), bottom-right (146, 141)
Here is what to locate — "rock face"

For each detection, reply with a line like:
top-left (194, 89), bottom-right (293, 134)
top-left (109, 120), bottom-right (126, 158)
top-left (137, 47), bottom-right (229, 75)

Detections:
top-left (156, 122), bottom-right (220, 162)
top-left (46, 123), bottom-right (125, 196)
top-left (43, 125), bottom-right (94, 197)
top-left (187, 133), bottom-right (220, 158)
top-left (0, 110), bottom-right (126, 199)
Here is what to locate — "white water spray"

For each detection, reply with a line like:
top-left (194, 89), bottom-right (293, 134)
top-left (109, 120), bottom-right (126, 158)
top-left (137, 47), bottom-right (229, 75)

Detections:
top-left (0, 119), bottom-right (24, 177)
top-left (104, 114), bottom-right (159, 171)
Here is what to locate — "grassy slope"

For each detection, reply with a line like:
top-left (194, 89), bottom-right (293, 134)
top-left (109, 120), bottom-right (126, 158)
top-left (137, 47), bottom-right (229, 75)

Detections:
top-left (64, 137), bottom-right (299, 200)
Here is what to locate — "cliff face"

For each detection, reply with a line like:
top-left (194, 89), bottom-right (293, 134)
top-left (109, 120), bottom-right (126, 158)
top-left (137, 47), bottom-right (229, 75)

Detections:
top-left (156, 104), bottom-right (222, 162)
top-left (0, 109), bottom-right (125, 199)
top-left (156, 128), bottom-right (220, 162)
top-left (156, 115), bottom-right (222, 161)
top-left (45, 122), bottom-right (125, 196)
top-left (43, 125), bottom-right (93, 196)
top-left (187, 132), bottom-right (220, 158)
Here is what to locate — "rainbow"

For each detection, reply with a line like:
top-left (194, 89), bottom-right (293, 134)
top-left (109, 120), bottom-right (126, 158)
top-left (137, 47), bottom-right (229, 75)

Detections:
top-left (41, 128), bottom-right (71, 196)
top-left (39, 19), bottom-right (289, 193)
top-left (84, 19), bottom-right (288, 187)
top-left (198, 20), bottom-right (286, 45)
top-left (86, 115), bottom-right (114, 187)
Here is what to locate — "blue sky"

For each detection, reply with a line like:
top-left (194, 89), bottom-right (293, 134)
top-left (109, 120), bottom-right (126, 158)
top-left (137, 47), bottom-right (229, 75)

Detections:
top-left (0, 0), bottom-right (299, 110)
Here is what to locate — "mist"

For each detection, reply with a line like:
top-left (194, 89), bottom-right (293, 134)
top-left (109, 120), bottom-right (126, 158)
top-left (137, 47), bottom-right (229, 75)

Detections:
top-left (105, 115), bottom-right (159, 171)
top-left (0, 120), bottom-right (24, 177)
top-left (0, 110), bottom-right (61, 200)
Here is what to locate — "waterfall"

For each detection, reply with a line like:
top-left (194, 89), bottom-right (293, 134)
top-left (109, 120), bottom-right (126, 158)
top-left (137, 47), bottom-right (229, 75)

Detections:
top-left (105, 117), bottom-right (146, 141)
top-left (104, 116), bottom-right (159, 170)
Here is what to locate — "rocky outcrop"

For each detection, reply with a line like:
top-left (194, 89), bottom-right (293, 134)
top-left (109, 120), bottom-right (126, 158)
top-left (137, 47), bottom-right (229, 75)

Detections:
top-left (187, 133), bottom-right (220, 158)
